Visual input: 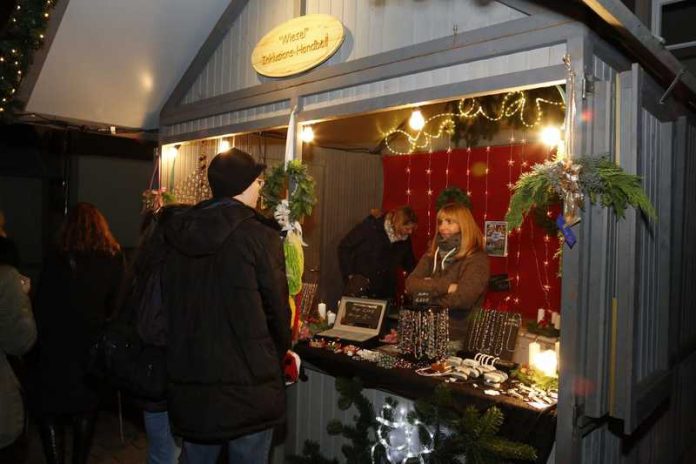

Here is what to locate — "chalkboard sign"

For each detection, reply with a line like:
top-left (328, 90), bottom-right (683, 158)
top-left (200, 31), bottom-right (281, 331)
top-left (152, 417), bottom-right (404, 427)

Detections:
top-left (340, 299), bottom-right (386, 329)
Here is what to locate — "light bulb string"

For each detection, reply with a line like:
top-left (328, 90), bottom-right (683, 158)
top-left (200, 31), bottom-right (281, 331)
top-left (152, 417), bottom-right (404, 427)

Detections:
top-left (383, 91), bottom-right (564, 155)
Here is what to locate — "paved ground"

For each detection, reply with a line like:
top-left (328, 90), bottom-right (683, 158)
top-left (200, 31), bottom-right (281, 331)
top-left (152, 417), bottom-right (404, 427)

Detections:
top-left (9, 406), bottom-right (149, 464)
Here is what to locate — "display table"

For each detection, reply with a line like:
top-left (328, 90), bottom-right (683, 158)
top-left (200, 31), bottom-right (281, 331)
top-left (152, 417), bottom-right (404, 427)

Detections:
top-left (287, 343), bottom-right (556, 464)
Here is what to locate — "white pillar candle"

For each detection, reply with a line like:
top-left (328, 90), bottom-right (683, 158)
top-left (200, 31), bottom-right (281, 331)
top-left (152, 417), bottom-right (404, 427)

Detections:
top-left (536, 350), bottom-right (558, 377)
top-left (327, 311), bottom-right (336, 326)
top-left (318, 303), bottom-right (327, 320)
top-left (554, 313), bottom-right (561, 330)
top-left (555, 341), bottom-right (561, 372)
top-left (529, 341), bottom-right (541, 366)
top-left (537, 308), bottom-right (546, 323)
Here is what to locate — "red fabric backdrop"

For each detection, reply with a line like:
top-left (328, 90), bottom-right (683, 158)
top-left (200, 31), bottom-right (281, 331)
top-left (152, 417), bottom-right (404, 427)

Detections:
top-left (381, 144), bottom-right (561, 320)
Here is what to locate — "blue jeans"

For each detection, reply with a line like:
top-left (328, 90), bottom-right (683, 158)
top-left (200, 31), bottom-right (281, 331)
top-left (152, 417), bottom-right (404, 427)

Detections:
top-left (180, 428), bottom-right (273, 464)
top-left (143, 411), bottom-right (179, 464)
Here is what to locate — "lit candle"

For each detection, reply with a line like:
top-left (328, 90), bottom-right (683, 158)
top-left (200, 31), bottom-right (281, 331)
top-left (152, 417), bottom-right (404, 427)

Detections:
top-left (535, 350), bottom-right (558, 377)
top-left (528, 341), bottom-right (541, 366)
top-left (327, 311), bottom-right (336, 326)
top-left (318, 303), bottom-right (327, 320)
top-left (537, 308), bottom-right (546, 323)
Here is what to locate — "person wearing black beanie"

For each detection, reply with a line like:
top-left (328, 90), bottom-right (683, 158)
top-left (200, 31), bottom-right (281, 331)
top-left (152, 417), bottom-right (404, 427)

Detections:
top-left (162, 148), bottom-right (290, 464)
top-left (207, 148), bottom-right (266, 199)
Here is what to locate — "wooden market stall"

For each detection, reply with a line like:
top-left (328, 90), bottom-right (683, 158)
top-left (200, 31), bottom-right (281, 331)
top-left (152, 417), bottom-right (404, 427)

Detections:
top-left (156, 1), bottom-right (696, 463)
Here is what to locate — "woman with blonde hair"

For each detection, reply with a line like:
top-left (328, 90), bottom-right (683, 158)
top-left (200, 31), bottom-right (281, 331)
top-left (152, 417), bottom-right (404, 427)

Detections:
top-left (28, 203), bottom-right (124, 464)
top-left (405, 202), bottom-right (489, 342)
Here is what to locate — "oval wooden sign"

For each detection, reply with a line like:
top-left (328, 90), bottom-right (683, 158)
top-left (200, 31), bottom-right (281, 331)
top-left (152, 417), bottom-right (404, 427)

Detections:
top-left (251, 14), bottom-right (345, 78)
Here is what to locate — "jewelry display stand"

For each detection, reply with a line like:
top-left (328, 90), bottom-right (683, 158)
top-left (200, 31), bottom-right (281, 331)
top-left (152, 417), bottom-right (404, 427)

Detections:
top-left (398, 304), bottom-right (449, 362)
top-left (465, 309), bottom-right (522, 361)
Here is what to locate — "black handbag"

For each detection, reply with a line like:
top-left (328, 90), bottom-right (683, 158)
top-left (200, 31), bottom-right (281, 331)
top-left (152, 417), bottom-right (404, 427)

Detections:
top-left (88, 319), bottom-right (167, 400)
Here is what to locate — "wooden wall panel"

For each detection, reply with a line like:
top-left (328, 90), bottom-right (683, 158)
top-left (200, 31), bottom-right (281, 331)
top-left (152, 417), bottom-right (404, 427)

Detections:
top-left (285, 368), bottom-right (409, 461)
top-left (302, 45), bottom-right (566, 112)
top-left (181, 0), bottom-right (526, 104)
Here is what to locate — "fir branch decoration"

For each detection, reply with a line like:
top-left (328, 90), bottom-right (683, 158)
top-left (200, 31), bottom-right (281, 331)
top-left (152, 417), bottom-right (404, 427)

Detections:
top-left (289, 377), bottom-right (380, 464)
top-left (415, 385), bottom-right (537, 464)
top-left (290, 379), bottom-right (537, 464)
top-left (505, 161), bottom-right (559, 230)
top-left (1, 0), bottom-right (57, 115)
top-left (511, 366), bottom-right (559, 392)
top-left (505, 155), bottom-right (656, 229)
top-left (579, 157), bottom-right (657, 221)
top-left (436, 186), bottom-right (472, 210)
top-left (525, 320), bottom-right (560, 339)
top-left (261, 160), bottom-right (317, 223)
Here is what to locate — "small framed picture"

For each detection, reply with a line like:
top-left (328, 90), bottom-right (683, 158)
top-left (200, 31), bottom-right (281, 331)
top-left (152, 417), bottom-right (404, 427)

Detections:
top-left (484, 221), bottom-right (508, 257)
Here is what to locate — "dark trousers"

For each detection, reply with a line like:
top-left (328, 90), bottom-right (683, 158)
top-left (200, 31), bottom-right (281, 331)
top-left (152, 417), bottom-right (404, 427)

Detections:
top-left (38, 411), bottom-right (98, 464)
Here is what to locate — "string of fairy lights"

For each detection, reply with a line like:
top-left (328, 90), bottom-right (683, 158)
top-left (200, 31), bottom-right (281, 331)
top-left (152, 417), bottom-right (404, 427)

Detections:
top-left (397, 116), bottom-right (561, 313)
top-left (383, 90), bottom-right (564, 155)
top-left (0, 0), bottom-right (57, 115)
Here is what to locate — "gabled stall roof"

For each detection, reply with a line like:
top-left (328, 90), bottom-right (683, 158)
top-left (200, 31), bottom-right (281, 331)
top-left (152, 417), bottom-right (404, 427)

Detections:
top-left (15, 0), bottom-right (231, 132)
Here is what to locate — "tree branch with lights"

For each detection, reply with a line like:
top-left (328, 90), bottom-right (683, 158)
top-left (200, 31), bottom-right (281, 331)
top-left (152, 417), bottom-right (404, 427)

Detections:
top-left (0, 0), bottom-right (57, 115)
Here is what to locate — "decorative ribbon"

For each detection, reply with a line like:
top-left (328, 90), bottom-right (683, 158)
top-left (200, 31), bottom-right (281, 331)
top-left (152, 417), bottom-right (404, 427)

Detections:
top-left (274, 199), bottom-right (307, 246)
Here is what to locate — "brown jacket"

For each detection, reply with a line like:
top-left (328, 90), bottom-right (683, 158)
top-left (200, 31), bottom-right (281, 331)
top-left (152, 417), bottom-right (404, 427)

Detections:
top-left (405, 249), bottom-right (489, 339)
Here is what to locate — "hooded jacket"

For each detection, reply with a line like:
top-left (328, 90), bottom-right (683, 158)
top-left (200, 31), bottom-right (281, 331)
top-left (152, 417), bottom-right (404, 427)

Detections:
top-left (163, 198), bottom-right (291, 442)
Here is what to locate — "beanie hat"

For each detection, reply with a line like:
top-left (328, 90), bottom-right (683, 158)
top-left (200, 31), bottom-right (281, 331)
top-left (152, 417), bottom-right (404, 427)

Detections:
top-left (207, 148), bottom-right (266, 198)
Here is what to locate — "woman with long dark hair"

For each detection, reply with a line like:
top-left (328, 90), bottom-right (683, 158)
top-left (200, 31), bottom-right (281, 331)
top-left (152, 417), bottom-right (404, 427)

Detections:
top-left (29, 203), bottom-right (124, 464)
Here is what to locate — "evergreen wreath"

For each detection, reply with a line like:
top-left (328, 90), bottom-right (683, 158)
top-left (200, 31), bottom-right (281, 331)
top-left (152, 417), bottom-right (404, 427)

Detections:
top-left (505, 155), bottom-right (657, 230)
top-left (261, 159), bottom-right (317, 223)
top-left (436, 186), bottom-right (472, 211)
top-left (288, 378), bottom-right (537, 464)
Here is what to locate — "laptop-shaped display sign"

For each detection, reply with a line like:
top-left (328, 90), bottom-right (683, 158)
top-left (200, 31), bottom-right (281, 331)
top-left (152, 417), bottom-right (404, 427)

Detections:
top-left (318, 297), bottom-right (387, 343)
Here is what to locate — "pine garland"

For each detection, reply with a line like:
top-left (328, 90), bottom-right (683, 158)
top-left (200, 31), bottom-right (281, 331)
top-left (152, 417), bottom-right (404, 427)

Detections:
top-left (261, 159), bottom-right (316, 223)
top-left (414, 385), bottom-right (537, 464)
top-left (505, 155), bottom-right (657, 229)
top-left (289, 379), bottom-right (537, 464)
top-left (0, 0), bottom-right (57, 115)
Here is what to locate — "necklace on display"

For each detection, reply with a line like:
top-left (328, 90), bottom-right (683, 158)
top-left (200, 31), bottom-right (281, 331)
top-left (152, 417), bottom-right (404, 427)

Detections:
top-left (505, 313), bottom-right (522, 352)
top-left (493, 311), bottom-right (507, 356)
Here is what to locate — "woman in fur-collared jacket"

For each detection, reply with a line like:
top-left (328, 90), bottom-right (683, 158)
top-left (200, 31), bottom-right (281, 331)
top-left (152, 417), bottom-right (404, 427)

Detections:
top-left (405, 202), bottom-right (490, 343)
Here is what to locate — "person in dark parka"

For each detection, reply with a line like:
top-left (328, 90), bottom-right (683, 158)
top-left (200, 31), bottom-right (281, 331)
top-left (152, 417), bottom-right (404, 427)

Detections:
top-left (338, 206), bottom-right (418, 300)
top-left (28, 203), bottom-right (124, 464)
top-left (163, 148), bottom-right (291, 464)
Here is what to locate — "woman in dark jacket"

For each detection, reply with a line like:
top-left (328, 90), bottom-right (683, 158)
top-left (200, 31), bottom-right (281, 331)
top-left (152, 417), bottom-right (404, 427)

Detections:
top-left (29, 203), bottom-right (124, 464)
top-left (338, 206), bottom-right (417, 300)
